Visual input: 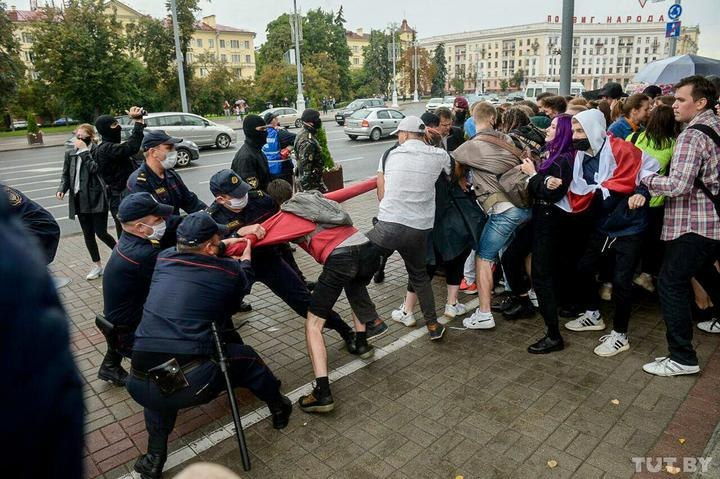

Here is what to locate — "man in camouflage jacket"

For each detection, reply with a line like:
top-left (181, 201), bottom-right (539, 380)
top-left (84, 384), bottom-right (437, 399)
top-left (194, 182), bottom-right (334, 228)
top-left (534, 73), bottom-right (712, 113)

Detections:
top-left (295, 109), bottom-right (327, 192)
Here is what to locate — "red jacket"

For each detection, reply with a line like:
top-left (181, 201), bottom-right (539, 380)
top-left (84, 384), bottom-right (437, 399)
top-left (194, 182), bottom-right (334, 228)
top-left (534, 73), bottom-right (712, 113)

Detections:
top-left (226, 178), bottom-right (377, 264)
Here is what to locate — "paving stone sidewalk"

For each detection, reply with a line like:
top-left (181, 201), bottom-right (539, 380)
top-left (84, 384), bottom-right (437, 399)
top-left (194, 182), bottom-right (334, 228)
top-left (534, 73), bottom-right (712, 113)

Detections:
top-left (49, 190), bottom-right (720, 479)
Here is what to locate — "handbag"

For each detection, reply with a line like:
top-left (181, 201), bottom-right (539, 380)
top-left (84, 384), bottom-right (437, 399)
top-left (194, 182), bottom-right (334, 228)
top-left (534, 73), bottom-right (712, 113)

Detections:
top-left (474, 134), bottom-right (532, 208)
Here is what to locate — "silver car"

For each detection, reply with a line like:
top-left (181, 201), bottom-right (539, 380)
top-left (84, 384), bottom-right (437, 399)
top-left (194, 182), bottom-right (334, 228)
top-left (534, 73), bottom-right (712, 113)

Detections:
top-left (343, 108), bottom-right (405, 141)
top-left (260, 107), bottom-right (302, 128)
top-left (142, 112), bottom-right (236, 149)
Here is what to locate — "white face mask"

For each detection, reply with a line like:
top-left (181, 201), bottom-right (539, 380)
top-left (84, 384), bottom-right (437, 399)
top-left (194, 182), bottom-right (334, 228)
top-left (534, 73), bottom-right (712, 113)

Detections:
top-left (160, 150), bottom-right (178, 169)
top-left (228, 194), bottom-right (249, 210)
top-left (141, 220), bottom-right (167, 240)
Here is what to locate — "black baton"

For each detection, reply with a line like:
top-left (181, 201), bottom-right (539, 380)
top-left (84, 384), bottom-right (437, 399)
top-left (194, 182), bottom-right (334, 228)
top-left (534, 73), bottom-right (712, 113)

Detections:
top-left (211, 322), bottom-right (251, 471)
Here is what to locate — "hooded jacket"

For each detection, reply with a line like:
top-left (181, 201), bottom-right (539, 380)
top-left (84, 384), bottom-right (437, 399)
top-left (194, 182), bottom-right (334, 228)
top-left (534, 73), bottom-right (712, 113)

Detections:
top-left (231, 115), bottom-right (271, 191)
top-left (558, 109), bottom-right (659, 237)
top-left (94, 117), bottom-right (145, 193)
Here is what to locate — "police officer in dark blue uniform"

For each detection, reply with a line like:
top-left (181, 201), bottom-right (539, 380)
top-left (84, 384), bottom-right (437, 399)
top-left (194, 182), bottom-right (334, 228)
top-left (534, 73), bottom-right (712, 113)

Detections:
top-left (96, 192), bottom-right (176, 386)
top-left (0, 189), bottom-right (84, 479)
top-left (206, 170), bottom-right (361, 353)
top-left (3, 184), bottom-right (61, 264)
top-left (126, 130), bottom-right (206, 218)
top-left (126, 211), bottom-right (291, 479)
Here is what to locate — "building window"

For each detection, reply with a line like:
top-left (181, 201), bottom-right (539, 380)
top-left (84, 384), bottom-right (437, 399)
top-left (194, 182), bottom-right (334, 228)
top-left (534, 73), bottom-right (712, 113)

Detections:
top-left (353, 57), bottom-right (359, 65)
top-left (230, 40), bottom-right (239, 48)
top-left (636, 47), bottom-right (640, 54)
top-left (220, 54), bottom-right (227, 62)
top-left (209, 39), bottom-right (214, 48)
top-left (200, 67), bottom-right (207, 77)
top-left (220, 39), bottom-right (226, 48)
top-left (196, 39), bottom-right (203, 48)
top-left (232, 54), bottom-right (240, 63)
top-left (186, 53), bottom-right (193, 63)
top-left (244, 40), bottom-right (250, 49)
top-left (352, 45), bottom-right (358, 52)
top-left (22, 32), bottom-right (34, 43)
top-left (245, 54), bottom-right (251, 63)
top-left (611, 48), bottom-right (614, 54)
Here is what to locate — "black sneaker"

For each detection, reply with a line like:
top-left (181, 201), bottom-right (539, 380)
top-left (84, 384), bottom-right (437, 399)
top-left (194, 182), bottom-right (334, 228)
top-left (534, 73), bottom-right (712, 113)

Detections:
top-left (373, 269), bottom-right (385, 283)
top-left (344, 333), bottom-right (375, 359)
top-left (427, 322), bottom-right (445, 341)
top-left (269, 395), bottom-right (292, 429)
top-left (298, 385), bottom-right (334, 413)
top-left (558, 305), bottom-right (582, 318)
top-left (527, 336), bottom-right (564, 354)
top-left (238, 301), bottom-right (252, 313)
top-left (366, 320), bottom-right (389, 340)
top-left (491, 295), bottom-right (515, 312)
top-left (503, 297), bottom-right (535, 320)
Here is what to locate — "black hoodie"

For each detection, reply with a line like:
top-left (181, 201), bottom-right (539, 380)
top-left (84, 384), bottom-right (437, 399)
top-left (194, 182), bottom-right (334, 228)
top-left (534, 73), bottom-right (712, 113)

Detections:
top-left (231, 115), bottom-right (271, 191)
top-left (94, 116), bottom-right (145, 193)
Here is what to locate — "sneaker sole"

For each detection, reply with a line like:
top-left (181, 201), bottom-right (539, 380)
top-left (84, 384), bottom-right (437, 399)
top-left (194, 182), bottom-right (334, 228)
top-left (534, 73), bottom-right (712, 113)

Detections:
top-left (698, 326), bottom-right (720, 334)
top-left (594, 343), bottom-right (630, 357)
top-left (367, 327), bottom-right (390, 341)
top-left (358, 349), bottom-right (374, 360)
top-left (463, 321), bottom-right (495, 330)
top-left (299, 403), bottom-right (335, 413)
top-left (461, 289), bottom-right (478, 295)
top-left (564, 322), bottom-right (606, 332)
top-left (428, 328), bottom-right (445, 341)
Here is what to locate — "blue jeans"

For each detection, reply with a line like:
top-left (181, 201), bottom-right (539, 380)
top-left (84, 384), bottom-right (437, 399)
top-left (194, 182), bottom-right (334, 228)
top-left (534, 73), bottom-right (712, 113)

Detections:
top-left (477, 206), bottom-right (531, 262)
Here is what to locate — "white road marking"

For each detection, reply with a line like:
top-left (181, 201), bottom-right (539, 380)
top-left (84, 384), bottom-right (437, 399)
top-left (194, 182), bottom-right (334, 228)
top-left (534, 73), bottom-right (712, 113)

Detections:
top-left (119, 296), bottom-right (480, 478)
top-left (0, 159), bottom-right (63, 172)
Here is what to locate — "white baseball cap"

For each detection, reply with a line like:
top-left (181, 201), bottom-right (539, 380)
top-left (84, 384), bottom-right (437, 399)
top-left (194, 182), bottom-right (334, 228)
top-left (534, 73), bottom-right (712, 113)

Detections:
top-left (391, 115), bottom-right (426, 136)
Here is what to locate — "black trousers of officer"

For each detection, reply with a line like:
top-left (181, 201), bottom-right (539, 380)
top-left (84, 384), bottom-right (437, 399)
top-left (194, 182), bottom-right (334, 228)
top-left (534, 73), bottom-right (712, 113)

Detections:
top-left (126, 344), bottom-right (281, 443)
top-left (252, 250), bottom-right (351, 336)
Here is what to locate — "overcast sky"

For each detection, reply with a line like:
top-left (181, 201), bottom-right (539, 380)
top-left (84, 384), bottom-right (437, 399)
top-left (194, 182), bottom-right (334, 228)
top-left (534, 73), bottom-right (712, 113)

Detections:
top-left (22, 0), bottom-right (720, 57)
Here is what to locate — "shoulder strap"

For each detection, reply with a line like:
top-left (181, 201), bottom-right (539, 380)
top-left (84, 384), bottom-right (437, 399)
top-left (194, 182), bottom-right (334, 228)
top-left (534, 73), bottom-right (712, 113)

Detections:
top-left (686, 124), bottom-right (720, 207)
top-left (380, 143), bottom-right (400, 172)
top-left (474, 134), bottom-right (524, 160)
top-left (629, 130), bottom-right (642, 145)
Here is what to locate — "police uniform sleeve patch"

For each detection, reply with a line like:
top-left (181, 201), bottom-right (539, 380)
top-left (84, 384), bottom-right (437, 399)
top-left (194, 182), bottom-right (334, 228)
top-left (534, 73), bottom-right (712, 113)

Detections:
top-left (4, 186), bottom-right (22, 206)
top-left (247, 177), bottom-right (258, 189)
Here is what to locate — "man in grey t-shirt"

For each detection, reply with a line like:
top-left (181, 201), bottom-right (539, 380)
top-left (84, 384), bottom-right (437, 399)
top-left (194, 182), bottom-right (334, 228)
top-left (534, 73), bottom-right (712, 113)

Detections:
top-left (367, 116), bottom-right (451, 341)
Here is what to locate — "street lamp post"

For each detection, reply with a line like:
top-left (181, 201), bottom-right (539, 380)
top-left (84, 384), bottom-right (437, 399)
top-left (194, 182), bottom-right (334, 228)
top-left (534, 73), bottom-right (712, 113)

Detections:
top-left (389, 23), bottom-right (399, 107)
top-left (292, 0), bottom-right (305, 112)
top-left (169, 0), bottom-right (189, 112)
top-left (559, 0), bottom-right (574, 96)
top-left (413, 40), bottom-right (419, 102)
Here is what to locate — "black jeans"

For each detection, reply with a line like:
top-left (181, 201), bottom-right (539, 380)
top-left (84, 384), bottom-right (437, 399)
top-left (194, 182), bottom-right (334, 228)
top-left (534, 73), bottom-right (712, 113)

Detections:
top-left (108, 191), bottom-right (123, 239)
top-left (577, 232), bottom-right (643, 334)
top-left (531, 205), bottom-right (564, 339)
top-left (368, 221), bottom-right (438, 325)
top-left (310, 242), bottom-right (381, 323)
top-left (501, 221), bottom-right (532, 295)
top-left (640, 206), bottom-right (665, 277)
top-left (659, 233), bottom-right (720, 366)
top-left (76, 209), bottom-right (116, 263)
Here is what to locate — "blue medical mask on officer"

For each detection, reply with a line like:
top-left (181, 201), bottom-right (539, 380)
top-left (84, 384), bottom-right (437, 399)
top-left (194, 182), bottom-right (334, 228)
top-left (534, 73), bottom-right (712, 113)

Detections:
top-left (140, 219), bottom-right (167, 240)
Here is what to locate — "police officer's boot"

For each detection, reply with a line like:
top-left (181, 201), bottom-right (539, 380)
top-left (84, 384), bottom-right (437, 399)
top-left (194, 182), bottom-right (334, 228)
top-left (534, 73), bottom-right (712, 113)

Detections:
top-left (134, 436), bottom-right (167, 479)
top-left (97, 348), bottom-right (128, 386)
top-left (268, 395), bottom-right (292, 429)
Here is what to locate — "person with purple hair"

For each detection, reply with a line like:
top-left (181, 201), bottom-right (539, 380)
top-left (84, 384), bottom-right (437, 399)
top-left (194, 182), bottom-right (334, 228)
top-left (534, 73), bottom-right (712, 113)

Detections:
top-left (520, 114), bottom-right (577, 354)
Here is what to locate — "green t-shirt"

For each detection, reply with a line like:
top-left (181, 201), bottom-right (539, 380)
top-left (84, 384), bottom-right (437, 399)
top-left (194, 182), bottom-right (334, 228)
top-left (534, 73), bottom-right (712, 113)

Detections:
top-left (626, 131), bottom-right (675, 207)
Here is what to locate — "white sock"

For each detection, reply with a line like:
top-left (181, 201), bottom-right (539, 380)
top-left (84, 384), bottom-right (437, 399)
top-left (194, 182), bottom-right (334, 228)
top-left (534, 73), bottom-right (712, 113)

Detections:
top-left (586, 310), bottom-right (600, 321)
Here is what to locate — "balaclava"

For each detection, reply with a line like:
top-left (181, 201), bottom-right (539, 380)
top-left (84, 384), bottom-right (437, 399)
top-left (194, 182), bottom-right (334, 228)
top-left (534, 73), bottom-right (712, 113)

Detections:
top-left (301, 109), bottom-right (322, 133)
top-left (242, 114), bottom-right (268, 148)
top-left (95, 115), bottom-right (121, 144)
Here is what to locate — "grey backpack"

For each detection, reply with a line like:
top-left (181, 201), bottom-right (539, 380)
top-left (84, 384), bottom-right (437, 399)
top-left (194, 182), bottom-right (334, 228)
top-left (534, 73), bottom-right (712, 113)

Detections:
top-left (281, 191), bottom-right (353, 226)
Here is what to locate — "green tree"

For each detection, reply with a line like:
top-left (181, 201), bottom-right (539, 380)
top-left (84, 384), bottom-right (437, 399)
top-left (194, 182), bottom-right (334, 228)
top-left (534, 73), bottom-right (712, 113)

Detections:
top-left (510, 69), bottom-right (525, 88)
top-left (256, 13), bottom-right (292, 74)
top-left (361, 30), bottom-right (392, 98)
top-left (164, 0), bottom-right (201, 84)
top-left (330, 7), bottom-right (351, 99)
top-left (451, 77), bottom-right (465, 94)
top-left (315, 125), bottom-right (334, 169)
top-left (31, 1), bottom-right (143, 120)
top-left (431, 43), bottom-right (447, 96)
top-left (500, 79), bottom-right (509, 92)
top-left (0, 2), bottom-right (25, 117)
top-left (399, 46), bottom-right (435, 96)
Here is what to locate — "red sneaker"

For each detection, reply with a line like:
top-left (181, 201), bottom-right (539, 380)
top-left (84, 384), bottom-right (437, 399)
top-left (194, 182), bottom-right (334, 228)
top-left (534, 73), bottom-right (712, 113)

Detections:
top-left (460, 278), bottom-right (470, 290)
top-left (462, 281), bottom-right (477, 294)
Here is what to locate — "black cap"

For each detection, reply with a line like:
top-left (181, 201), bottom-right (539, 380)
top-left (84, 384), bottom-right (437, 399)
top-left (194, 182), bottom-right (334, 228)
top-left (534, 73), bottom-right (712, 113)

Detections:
top-left (301, 109), bottom-right (320, 124)
top-left (209, 169), bottom-right (251, 198)
top-left (598, 82), bottom-right (628, 100)
top-left (263, 111), bottom-right (278, 125)
top-left (177, 211), bottom-right (228, 246)
top-left (142, 129), bottom-right (183, 151)
top-left (117, 192), bottom-right (174, 223)
top-left (420, 112), bottom-right (440, 127)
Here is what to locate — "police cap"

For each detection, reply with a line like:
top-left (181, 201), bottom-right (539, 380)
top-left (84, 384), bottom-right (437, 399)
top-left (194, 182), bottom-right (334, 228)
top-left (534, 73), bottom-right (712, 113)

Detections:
top-left (177, 211), bottom-right (228, 246)
top-left (118, 192), bottom-right (174, 222)
top-left (142, 129), bottom-right (183, 151)
top-left (209, 169), bottom-right (251, 198)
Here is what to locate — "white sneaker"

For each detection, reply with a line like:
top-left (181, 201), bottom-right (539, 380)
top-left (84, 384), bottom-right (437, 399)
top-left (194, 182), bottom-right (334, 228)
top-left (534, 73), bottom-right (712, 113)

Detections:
top-left (593, 330), bottom-right (630, 357)
top-left (599, 283), bottom-right (613, 301)
top-left (642, 357), bottom-right (700, 377)
top-left (698, 319), bottom-right (720, 333)
top-left (633, 273), bottom-right (655, 293)
top-left (564, 311), bottom-right (605, 332)
top-left (86, 265), bottom-right (103, 280)
top-left (391, 304), bottom-right (416, 327)
top-left (440, 302), bottom-right (468, 324)
top-left (528, 289), bottom-right (538, 308)
top-left (462, 309), bottom-right (496, 330)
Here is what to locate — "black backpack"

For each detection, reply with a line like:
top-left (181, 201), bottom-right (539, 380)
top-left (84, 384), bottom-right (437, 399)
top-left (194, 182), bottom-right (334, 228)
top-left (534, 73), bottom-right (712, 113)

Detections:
top-left (687, 124), bottom-right (720, 218)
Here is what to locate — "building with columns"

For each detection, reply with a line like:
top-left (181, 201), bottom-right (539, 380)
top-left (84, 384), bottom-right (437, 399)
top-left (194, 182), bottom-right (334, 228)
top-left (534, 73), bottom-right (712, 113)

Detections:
top-left (419, 15), bottom-right (700, 93)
